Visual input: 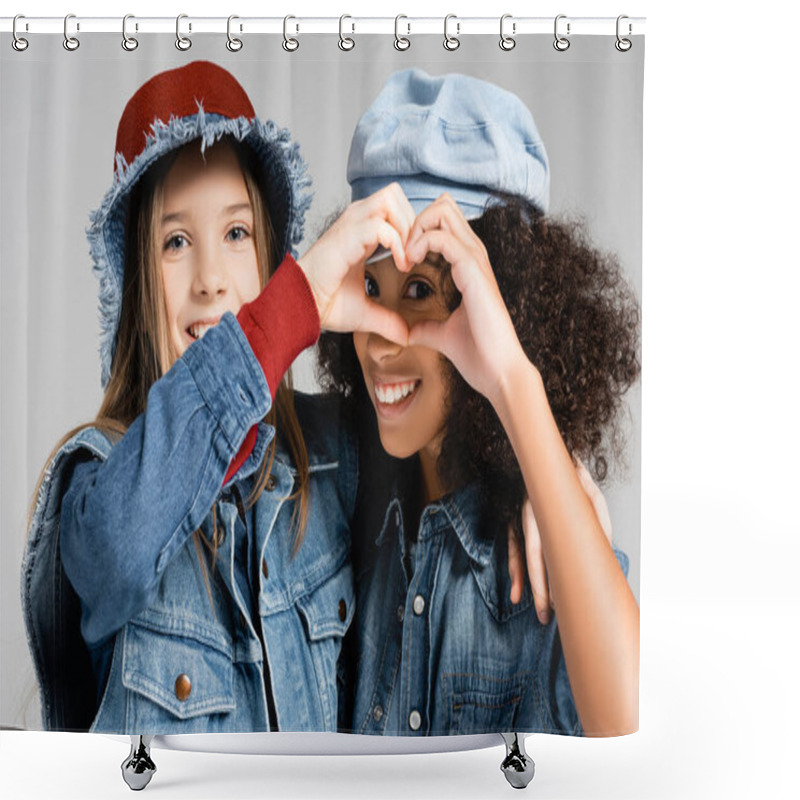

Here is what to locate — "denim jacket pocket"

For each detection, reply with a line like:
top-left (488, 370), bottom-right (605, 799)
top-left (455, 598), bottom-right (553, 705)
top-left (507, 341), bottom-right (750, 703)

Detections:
top-left (441, 672), bottom-right (533, 735)
top-left (121, 621), bottom-right (235, 727)
top-left (295, 560), bottom-right (355, 729)
top-left (296, 559), bottom-right (355, 641)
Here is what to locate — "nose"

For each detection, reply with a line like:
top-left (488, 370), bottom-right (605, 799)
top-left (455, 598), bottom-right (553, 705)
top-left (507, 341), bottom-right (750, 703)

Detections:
top-left (192, 242), bottom-right (228, 297)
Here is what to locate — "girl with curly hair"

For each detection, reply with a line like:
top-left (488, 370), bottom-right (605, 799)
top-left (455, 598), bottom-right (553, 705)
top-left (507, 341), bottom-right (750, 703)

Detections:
top-left (319, 69), bottom-right (641, 737)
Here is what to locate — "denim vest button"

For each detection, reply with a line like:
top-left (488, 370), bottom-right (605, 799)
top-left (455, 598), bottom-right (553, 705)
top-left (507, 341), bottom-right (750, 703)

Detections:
top-left (409, 710), bottom-right (421, 730)
top-left (338, 598), bottom-right (347, 622)
top-left (266, 475), bottom-right (278, 491)
top-left (413, 594), bottom-right (425, 615)
top-left (397, 605), bottom-right (405, 623)
top-left (174, 673), bottom-right (191, 701)
top-left (261, 558), bottom-right (269, 579)
top-left (372, 705), bottom-right (383, 722)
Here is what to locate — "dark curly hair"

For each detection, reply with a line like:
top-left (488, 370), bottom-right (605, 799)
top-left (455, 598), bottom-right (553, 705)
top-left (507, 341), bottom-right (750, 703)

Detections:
top-left (317, 193), bottom-right (641, 539)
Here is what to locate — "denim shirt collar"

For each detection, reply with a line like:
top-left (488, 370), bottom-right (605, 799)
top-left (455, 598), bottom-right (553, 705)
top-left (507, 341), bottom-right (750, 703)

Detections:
top-left (373, 470), bottom-right (494, 570)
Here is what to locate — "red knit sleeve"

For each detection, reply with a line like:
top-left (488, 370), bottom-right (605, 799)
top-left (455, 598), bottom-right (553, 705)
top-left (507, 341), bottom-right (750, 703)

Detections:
top-left (223, 253), bottom-right (321, 488)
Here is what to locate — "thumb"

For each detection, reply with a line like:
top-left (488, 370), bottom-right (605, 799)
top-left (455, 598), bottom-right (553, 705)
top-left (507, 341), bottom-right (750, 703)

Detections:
top-left (356, 303), bottom-right (409, 347)
top-left (408, 318), bottom-right (448, 353)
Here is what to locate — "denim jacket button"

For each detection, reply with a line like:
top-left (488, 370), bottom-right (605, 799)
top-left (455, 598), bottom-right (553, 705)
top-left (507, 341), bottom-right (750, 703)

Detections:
top-left (266, 475), bottom-right (278, 491)
top-left (412, 594), bottom-right (425, 615)
top-left (409, 710), bottom-right (421, 731)
top-left (174, 673), bottom-right (192, 701)
top-left (372, 705), bottom-right (383, 722)
top-left (396, 605), bottom-right (405, 623)
top-left (338, 598), bottom-right (347, 622)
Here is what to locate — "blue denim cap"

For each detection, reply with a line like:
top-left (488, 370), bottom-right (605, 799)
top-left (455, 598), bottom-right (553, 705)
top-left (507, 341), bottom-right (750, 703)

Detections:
top-left (347, 68), bottom-right (550, 262)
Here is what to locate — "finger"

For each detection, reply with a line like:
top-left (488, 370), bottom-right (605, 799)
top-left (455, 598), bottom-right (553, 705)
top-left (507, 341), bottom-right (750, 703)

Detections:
top-left (361, 184), bottom-right (416, 268)
top-left (355, 303), bottom-right (409, 347)
top-left (406, 194), bottom-right (474, 256)
top-left (575, 459), bottom-right (613, 543)
top-left (405, 229), bottom-right (473, 280)
top-left (522, 498), bottom-right (551, 625)
top-left (367, 219), bottom-right (410, 272)
top-left (507, 523), bottom-right (525, 605)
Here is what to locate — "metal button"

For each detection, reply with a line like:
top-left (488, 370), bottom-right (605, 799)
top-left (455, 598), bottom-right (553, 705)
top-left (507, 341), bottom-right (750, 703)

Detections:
top-left (266, 474), bottom-right (278, 491)
top-left (409, 710), bottom-right (421, 731)
top-left (261, 558), bottom-right (269, 579)
top-left (372, 705), bottom-right (383, 722)
top-left (397, 605), bottom-right (405, 623)
top-left (338, 598), bottom-right (347, 622)
top-left (413, 594), bottom-right (425, 615)
top-left (174, 673), bottom-right (191, 701)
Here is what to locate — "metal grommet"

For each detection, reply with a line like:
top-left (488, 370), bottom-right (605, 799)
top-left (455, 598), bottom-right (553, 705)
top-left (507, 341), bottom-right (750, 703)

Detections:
top-left (63, 14), bottom-right (80, 51)
top-left (122, 14), bottom-right (138, 51)
top-left (499, 13), bottom-right (516, 51)
top-left (175, 13), bottom-right (192, 51)
top-left (226, 15), bottom-right (243, 52)
top-left (615, 14), bottom-right (632, 52)
top-left (553, 14), bottom-right (570, 51)
top-left (443, 14), bottom-right (460, 51)
top-left (394, 14), bottom-right (410, 51)
top-left (338, 14), bottom-right (355, 51)
top-left (12, 15), bottom-right (29, 52)
top-left (283, 15), bottom-right (299, 52)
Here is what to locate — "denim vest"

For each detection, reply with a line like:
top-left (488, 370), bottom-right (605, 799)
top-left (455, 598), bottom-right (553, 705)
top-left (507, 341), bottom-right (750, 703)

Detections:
top-left (21, 313), bottom-right (357, 733)
top-left (343, 437), bottom-right (630, 737)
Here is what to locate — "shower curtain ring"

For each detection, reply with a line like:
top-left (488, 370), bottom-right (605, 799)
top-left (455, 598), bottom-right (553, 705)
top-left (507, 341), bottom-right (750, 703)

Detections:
top-left (339, 15), bottom-right (355, 51)
top-left (12, 15), bottom-right (29, 51)
top-left (553, 14), bottom-right (570, 51)
top-left (175, 14), bottom-right (192, 51)
top-left (227, 15), bottom-right (243, 52)
top-left (499, 14), bottom-right (516, 51)
top-left (122, 15), bottom-right (139, 51)
top-left (283, 15), bottom-right (299, 52)
top-left (615, 15), bottom-right (632, 52)
top-left (394, 15), bottom-right (410, 50)
top-left (443, 14), bottom-right (460, 51)
top-left (63, 14), bottom-right (80, 51)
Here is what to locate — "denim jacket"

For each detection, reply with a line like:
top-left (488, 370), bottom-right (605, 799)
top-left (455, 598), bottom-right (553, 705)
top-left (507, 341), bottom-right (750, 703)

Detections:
top-left (21, 312), bottom-right (357, 733)
top-left (342, 424), bottom-right (630, 737)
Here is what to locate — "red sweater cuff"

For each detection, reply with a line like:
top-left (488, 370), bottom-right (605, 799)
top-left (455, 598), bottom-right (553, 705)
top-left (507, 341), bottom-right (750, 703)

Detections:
top-left (236, 252), bottom-right (321, 398)
top-left (224, 254), bottom-right (320, 489)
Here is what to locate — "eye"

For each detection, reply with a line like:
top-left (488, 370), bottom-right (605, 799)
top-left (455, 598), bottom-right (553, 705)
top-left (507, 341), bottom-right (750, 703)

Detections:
top-left (405, 279), bottom-right (434, 301)
top-left (164, 233), bottom-right (187, 252)
top-left (365, 274), bottom-right (380, 298)
top-left (227, 225), bottom-right (250, 243)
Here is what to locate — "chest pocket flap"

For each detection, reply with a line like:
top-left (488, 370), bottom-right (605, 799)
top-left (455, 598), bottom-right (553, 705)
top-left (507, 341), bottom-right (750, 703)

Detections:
top-left (122, 621), bottom-right (235, 720)
top-left (295, 560), bottom-right (355, 640)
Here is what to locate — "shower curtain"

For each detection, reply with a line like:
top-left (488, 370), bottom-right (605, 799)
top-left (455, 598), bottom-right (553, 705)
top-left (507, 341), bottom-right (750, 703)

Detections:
top-left (1, 24), bottom-right (643, 740)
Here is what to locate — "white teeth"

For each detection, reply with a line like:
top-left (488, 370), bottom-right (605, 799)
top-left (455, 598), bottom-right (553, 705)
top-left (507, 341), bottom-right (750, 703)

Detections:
top-left (188, 322), bottom-right (217, 340)
top-left (375, 381), bottom-right (419, 405)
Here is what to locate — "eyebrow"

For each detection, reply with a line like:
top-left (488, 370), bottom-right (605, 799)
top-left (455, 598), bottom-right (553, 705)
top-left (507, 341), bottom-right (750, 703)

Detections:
top-left (161, 202), bottom-right (252, 226)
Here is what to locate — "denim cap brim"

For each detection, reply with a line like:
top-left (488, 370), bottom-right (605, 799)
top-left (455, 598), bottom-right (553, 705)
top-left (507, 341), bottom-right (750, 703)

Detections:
top-left (353, 175), bottom-right (491, 265)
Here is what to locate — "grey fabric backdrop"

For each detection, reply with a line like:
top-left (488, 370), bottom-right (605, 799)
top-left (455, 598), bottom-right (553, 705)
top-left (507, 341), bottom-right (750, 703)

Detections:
top-left (0, 34), bottom-right (643, 729)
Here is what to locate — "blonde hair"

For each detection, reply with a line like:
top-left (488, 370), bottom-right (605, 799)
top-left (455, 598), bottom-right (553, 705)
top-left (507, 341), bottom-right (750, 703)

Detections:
top-left (26, 135), bottom-right (311, 608)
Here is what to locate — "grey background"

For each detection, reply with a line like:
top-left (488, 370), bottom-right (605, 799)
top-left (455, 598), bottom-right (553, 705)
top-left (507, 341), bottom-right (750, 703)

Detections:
top-left (1, 34), bottom-right (643, 729)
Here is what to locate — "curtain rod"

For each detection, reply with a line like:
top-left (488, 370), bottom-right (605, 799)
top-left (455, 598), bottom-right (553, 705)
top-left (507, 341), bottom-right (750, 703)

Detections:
top-left (0, 16), bottom-right (646, 36)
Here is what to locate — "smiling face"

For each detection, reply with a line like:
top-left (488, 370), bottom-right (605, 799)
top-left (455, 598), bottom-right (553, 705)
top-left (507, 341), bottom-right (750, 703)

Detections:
top-left (159, 141), bottom-right (263, 357)
top-left (353, 254), bottom-right (453, 479)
